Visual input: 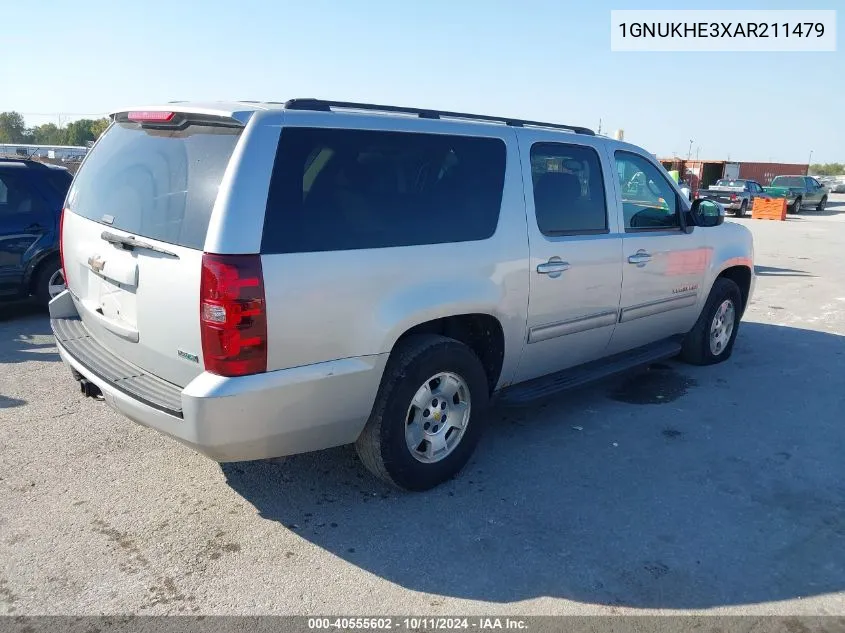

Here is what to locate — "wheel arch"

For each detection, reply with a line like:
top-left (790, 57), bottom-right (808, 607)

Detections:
top-left (389, 313), bottom-right (507, 394)
top-left (715, 264), bottom-right (752, 316)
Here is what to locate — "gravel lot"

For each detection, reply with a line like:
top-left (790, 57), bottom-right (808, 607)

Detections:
top-left (1, 195), bottom-right (844, 616)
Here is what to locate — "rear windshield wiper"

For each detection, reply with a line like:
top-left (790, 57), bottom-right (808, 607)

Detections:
top-left (101, 231), bottom-right (179, 258)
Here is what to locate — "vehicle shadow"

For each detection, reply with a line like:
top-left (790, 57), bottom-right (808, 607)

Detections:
top-left (815, 197), bottom-right (845, 217)
top-left (223, 322), bottom-right (845, 608)
top-left (754, 265), bottom-right (813, 277)
top-left (0, 395), bottom-right (27, 409)
top-left (0, 302), bottom-right (59, 364)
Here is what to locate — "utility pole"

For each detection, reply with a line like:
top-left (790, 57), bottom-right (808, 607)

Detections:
top-left (696, 146), bottom-right (700, 161)
top-left (688, 139), bottom-right (694, 161)
top-left (597, 118), bottom-right (602, 135)
top-left (808, 150), bottom-right (813, 168)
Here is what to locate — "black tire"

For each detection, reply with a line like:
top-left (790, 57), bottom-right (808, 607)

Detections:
top-left (33, 258), bottom-right (63, 307)
top-left (817, 196), bottom-right (827, 212)
top-left (790, 197), bottom-right (802, 214)
top-left (736, 200), bottom-right (748, 217)
top-left (679, 278), bottom-right (743, 366)
top-left (355, 334), bottom-right (489, 491)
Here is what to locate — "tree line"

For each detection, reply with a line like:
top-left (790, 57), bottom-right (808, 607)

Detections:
top-left (0, 111), bottom-right (109, 147)
top-left (809, 164), bottom-right (845, 176)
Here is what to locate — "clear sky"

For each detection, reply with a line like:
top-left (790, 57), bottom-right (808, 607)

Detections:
top-left (2, 0), bottom-right (842, 162)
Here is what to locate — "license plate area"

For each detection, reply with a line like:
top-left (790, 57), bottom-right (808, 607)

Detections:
top-left (85, 250), bottom-right (139, 329)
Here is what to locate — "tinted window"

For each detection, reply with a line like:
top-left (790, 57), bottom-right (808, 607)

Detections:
top-left (770, 176), bottom-right (804, 188)
top-left (530, 143), bottom-right (607, 234)
top-left (614, 151), bottom-right (679, 230)
top-left (66, 121), bottom-right (241, 249)
top-left (261, 128), bottom-right (506, 253)
top-left (0, 172), bottom-right (39, 217)
top-left (42, 169), bottom-right (72, 200)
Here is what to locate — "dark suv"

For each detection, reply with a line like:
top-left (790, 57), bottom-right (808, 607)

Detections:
top-left (0, 159), bottom-right (72, 306)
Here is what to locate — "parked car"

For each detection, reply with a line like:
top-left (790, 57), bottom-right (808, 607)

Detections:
top-left (696, 179), bottom-right (770, 217)
top-left (50, 100), bottom-right (755, 490)
top-left (823, 177), bottom-right (845, 193)
top-left (764, 175), bottom-right (828, 213)
top-left (0, 158), bottom-right (71, 305)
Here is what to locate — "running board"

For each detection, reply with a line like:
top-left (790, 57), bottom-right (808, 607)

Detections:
top-left (497, 338), bottom-right (683, 405)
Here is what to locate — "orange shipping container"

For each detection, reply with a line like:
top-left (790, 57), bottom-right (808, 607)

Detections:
top-left (738, 162), bottom-right (809, 186)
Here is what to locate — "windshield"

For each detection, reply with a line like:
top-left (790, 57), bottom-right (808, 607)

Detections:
top-left (67, 120), bottom-right (242, 249)
top-left (770, 176), bottom-right (804, 188)
top-left (715, 179), bottom-right (746, 188)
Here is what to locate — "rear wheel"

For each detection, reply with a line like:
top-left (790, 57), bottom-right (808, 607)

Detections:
top-left (34, 259), bottom-right (65, 307)
top-left (679, 278), bottom-right (742, 366)
top-left (736, 200), bottom-right (748, 217)
top-left (817, 196), bottom-right (827, 212)
top-left (355, 334), bottom-right (489, 491)
top-left (790, 197), bottom-right (802, 214)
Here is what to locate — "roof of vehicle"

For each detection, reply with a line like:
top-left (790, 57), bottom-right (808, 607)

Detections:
top-left (0, 158), bottom-right (70, 172)
top-left (112, 98), bottom-right (596, 135)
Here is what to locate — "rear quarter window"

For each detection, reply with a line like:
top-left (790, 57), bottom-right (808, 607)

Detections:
top-left (261, 127), bottom-right (507, 254)
top-left (66, 121), bottom-right (241, 250)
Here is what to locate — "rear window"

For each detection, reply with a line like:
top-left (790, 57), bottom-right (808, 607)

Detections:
top-left (770, 176), bottom-right (804, 188)
top-left (261, 127), bottom-right (506, 254)
top-left (42, 168), bottom-right (73, 199)
top-left (66, 121), bottom-right (241, 249)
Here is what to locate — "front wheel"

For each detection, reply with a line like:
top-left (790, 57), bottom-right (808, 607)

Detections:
top-left (356, 335), bottom-right (489, 491)
top-left (679, 278), bottom-right (742, 366)
top-left (817, 196), bottom-right (827, 212)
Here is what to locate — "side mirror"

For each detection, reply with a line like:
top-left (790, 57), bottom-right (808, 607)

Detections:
top-left (690, 198), bottom-right (725, 227)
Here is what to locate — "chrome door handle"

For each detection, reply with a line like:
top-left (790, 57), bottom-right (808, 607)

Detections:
top-left (537, 258), bottom-right (571, 277)
top-left (627, 250), bottom-right (652, 266)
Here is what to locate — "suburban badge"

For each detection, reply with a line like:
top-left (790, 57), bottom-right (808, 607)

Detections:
top-left (177, 349), bottom-right (199, 363)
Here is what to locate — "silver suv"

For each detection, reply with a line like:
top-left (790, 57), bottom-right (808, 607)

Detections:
top-left (50, 99), bottom-right (754, 490)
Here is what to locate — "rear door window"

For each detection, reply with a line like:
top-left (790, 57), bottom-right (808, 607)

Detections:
top-left (66, 121), bottom-right (242, 250)
top-left (261, 127), bottom-right (506, 253)
top-left (530, 142), bottom-right (607, 235)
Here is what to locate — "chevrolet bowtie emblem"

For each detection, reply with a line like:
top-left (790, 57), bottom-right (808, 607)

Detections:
top-left (88, 255), bottom-right (106, 272)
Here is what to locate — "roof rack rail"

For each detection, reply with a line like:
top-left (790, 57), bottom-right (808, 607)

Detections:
top-left (283, 98), bottom-right (595, 136)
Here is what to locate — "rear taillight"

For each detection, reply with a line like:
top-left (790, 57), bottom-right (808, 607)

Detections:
top-left (200, 254), bottom-right (267, 377)
top-left (59, 208), bottom-right (68, 287)
top-left (730, 193), bottom-right (738, 201)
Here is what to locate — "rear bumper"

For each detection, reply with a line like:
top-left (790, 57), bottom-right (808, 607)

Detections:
top-left (50, 292), bottom-right (388, 461)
